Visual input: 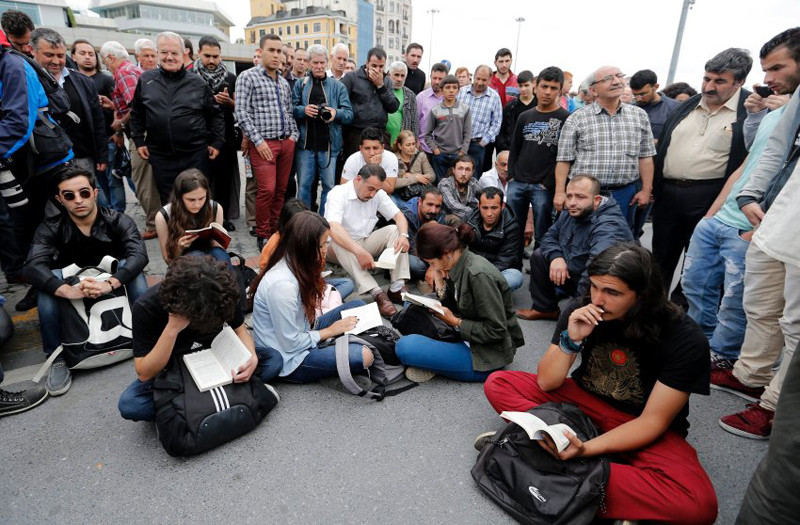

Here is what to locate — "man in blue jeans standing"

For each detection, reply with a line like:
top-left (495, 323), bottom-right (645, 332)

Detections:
top-left (24, 166), bottom-right (149, 397)
top-left (118, 256), bottom-right (282, 422)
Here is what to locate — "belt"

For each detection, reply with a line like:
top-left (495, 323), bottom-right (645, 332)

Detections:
top-left (663, 178), bottom-right (723, 187)
top-left (265, 135), bottom-right (290, 141)
top-left (601, 181), bottom-right (636, 191)
top-left (471, 138), bottom-right (483, 143)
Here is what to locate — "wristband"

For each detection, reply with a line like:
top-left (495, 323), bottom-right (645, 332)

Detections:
top-left (400, 233), bottom-right (409, 238)
top-left (559, 329), bottom-right (583, 355)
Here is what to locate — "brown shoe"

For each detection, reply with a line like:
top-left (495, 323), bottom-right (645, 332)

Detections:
top-left (374, 291), bottom-right (398, 318)
top-left (516, 308), bottom-right (559, 321)
top-left (141, 229), bottom-right (158, 240)
top-left (386, 286), bottom-right (409, 304)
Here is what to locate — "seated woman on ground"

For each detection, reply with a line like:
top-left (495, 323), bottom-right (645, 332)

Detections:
top-left (155, 169), bottom-right (231, 268)
top-left (251, 211), bottom-right (373, 383)
top-left (391, 130), bottom-right (435, 206)
top-left (395, 222), bottom-right (524, 382)
top-left (257, 198), bottom-right (354, 301)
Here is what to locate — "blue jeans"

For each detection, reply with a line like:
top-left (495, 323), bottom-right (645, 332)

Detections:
top-left (185, 247), bottom-right (232, 270)
top-left (96, 140), bottom-right (127, 213)
top-left (117, 346), bottom-right (283, 422)
top-left (327, 276), bottom-right (354, 300)
top-left (431, 152), bottom-right (458, 183)
top-left (506, 180), bottom-right (553, 248)
top-left (681, 217), bottom-right (750, 359)
top-left (467, 142), bottom-right (485, 177)
top-left (38, 261), bottom-right (149, 356)
top-left (281, 300), bottom-right (368, 383)
top-left (395, 334), bottom-right (494, 382)
top-left (296, 149), bottom-right (338, 216)
top-left (409, 254), bottom-right (428, 281)
top-left (606, 181), bottom-right (641, 236)
top-left (501, 268), bottom-right (523, 291)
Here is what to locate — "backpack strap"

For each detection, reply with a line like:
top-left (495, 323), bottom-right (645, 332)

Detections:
top-left (334, 334), bottom-right (417, 401)
top-left (32, 345), bottom-right (65, 383)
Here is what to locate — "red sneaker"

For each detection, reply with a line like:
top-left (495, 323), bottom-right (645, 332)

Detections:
top-left (710, 369), bottom-right (765, 402)
top-left (719, 403), bottom-right (773, 440)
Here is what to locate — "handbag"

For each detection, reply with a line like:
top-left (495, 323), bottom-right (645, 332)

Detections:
top-left (395, 152), bottom-right (426, 201)
top-left (390, 303), bottom-right (462, 342)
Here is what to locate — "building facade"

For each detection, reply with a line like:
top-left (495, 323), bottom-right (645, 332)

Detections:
top-left (373, 0), bottom-right (410, 65)
top-left (0, 0), bottom-right (71, 27)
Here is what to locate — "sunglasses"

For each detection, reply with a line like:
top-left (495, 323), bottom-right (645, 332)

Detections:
top-left (60, 188), bottom-right (93, 201)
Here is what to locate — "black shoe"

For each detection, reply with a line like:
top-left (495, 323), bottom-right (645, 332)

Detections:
top-left (223, 220), bottom-right (236, 232)
top-left (46, 357), bottom-right (72, 396)
top-left (257, 236), bottom-right (268, 251)
top-left (248, 226), bottom-right (258, 237)
top-left (15, 286), bottom-right (38, 312)
top-left (0, 384), bottom-right (48, 417)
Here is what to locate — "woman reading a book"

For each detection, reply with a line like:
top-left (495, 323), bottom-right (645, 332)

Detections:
top-left (251, 211), bottom-right (374, 383)
top-left (155, 169), bottom-right (231, 268)
top-left (395, 222), bottom-right (524, 382)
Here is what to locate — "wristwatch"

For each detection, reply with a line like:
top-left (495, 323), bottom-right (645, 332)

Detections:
top-left (559, 330), bottom-right (583, 355)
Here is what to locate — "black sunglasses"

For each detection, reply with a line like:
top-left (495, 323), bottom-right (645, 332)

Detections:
top-left (60, 188), bottom-right (93, 201)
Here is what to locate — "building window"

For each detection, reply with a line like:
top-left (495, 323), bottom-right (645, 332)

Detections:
top-left (0, 0), bottom-right (40, 23)
top-left (287, 25), bottom-right (291, 34)
top-left (250, 31), bottom-right (256, 44)
top-left (389, 1), bottom-right (395, 13)
top-left (389, 37), bottom-right (394, 49)
top-left (313, 22), bottom-right (321, 32)
top-left (314, 39), bottom-right (321, 44)
top-left (304, 24), bottom-right (308, 33)
top-left (295, 25), bottom-right (300, 34)
top-left (278, 27), bottom-right (283, 35)
top-left (270, 28), bottom-right (275, 34)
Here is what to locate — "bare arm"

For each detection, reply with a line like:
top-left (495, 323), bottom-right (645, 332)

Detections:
top-left (553, 161), bottom-right (571, 211)
top-left (133, 314), bottom-right (189, 381)
top-left (705, 159), bottom-right (746, 218)
top-left (537, 343), bottom-right (578, 391)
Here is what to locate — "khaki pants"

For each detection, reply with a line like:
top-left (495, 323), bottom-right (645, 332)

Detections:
top-left (327, 225), bottom-right (410, 294)
top-left (129, 139), bottom-right (160, 231)
top-left (245, 175), bottom-right (257, 228)
top-left (733, 241), bottom-right (800, 411)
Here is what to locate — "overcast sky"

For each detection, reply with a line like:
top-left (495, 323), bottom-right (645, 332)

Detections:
top-left (73, 0), bottom-right (800, 89)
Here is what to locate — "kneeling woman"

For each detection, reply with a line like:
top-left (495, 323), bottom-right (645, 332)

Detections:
top-left (155, 169), bottom-right (231, 267)
top-left (252, 211), bottom-right (373, 382)
top-left (395, 222), bottom-right (524, 382)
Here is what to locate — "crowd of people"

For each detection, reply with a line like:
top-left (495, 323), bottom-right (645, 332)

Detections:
top-left (2, 7), bottom-right (800, 522)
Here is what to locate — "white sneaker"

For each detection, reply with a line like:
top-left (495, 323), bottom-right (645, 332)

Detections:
top-left (263, 383), bottom-right (280, 403)
top-left (405, 367), bottom-right (436, 383)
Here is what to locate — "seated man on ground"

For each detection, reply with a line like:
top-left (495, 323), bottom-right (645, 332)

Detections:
top-left (324, 164), bottom-right (411, 318)
top-left (340, 127), bottom-right (399, 195)
top-left (517, 175), bottom-right (632, 321)
top-left (402, 187), bottom-right (446, 284)
top-left (465, 186), bottom-right (524, 290)
top-left (482, 244), bottom-right (717, 525)
top-left (118, 256), bottom-right (282, 422)
top-left (24, 166), bottom-right (149, 396)
top-left (437, 154), bottom-right (480, 223)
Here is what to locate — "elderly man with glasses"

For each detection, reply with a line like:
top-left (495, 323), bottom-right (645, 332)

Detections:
top-left (555, 65), bottom-right (656, 237)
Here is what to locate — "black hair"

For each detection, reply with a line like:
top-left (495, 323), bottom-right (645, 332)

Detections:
top-left (198, 35), bottom-right (221, 51)
top-left (705, 48), bottom-right (753, 82)
top-left (450, 153), bottom-right (475, 172)
top-left (1, 10), bottom-right (34, 38)
top-left (569, 174), bottom-right (601, 196)
top-left (477, 186), bottom-right (504, 203)
top-left (760, 27), bottom-right (800, 63)
top-left (53, 165), bottom-right (97, 192)
top-left (630, 69), bottom-right (658, 90)
top-left (431, 62), bottom-right (448, 75)
top-left (662, 82), bottom-right (698, 99)
top-left (183, 37), bottom-right (194, 58)
top-left (416, 222), bottom-right (475, 260)
top-left (517, 70), bottom-right (534, 85)
top-left (537, 66), bottom-right (564, 87)
top-left (420, 187), bottom-right (443, 201)
top-left (359, 127), bottom-right (387, 146)
top-left (277, 198), bottom-right (310, 234)
top-left (260, 33), bottom-right (281, 48)
top-left (440, 74), bottom-right (459, 89)
top-left (367, 46), bottom-right (387, 62)
top-left (159, 256), bottom-right (239, 328)
top-left (357, 164), bottom-right (387, 182)
top-left (494, 47), bottom-right (512, 61)
top-left (405, 42), bottom-right (423, 55)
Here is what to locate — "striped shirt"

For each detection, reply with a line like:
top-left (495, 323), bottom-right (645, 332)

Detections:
top-left (457, 85), bottom-right (502, 145)
top-left (112, 61), bottom-right (141, 119)
top-left (556, 102), bottom-right (656, 187)
top-left (235, 65), bottom-right (299, 146)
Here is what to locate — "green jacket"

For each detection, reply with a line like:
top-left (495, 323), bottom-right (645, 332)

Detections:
top-left (446, 249), bottom-right (524, 371)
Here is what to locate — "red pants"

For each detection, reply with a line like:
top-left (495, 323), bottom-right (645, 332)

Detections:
top-left (250, 139), bottom-right (295, 238)
top-left (483, 371), bottom-right (718, 525)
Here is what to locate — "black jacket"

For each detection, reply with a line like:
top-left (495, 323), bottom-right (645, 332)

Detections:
top-left (466, 206), bottom-right (523, 271)
top-left (654, 89), bottom-right (750, 198)
top-left (24, 207), bottom-right (148, 295)
top-left (64, 69), bottom-right (109, 162)
top-left (130, 66), bottom-right (225, 155)
top-left (340, 66), bottom-right (399, 130)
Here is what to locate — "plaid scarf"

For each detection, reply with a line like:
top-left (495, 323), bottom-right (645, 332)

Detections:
top-left (193, 58), bottom-right (228, 93)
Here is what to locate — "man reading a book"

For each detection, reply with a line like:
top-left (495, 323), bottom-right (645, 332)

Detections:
top-left (480, 244), bottom-right (717, 524)
top-left (118, 256), bottom-right (282, 421)
top-left (24, 166), bottom-right (149, 397)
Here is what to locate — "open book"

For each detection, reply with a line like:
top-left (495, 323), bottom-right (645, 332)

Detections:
top-left (401, 292), bottom-right (444, 315)
top-left (343, 302), bottom-right (383, 335)
top-left (182, 325), bottom-right (251, 392)
top-left (500, 411), bottom-right (577, 453)
top-left (374, 247), bottom-right (400, 270)
top-left (185, 222), bottom-right (231, 249)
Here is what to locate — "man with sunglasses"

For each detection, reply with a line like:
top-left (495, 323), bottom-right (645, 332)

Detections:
top-left (555, 65), bottom-right (656, 238)
top-left (24, 166), bottom-right (149, 396)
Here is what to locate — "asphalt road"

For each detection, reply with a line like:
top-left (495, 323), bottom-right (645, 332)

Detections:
top-left (0, 174), bottom-right (768, 524)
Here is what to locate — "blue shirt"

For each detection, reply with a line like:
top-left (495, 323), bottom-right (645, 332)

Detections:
top-left (457, 84), bottom-right (502, 145)
top-left (638, 95), bottom-right (679, 140)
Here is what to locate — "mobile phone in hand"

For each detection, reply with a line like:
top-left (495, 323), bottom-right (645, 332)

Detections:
top-left (755, 85), bottom-right (773, 98)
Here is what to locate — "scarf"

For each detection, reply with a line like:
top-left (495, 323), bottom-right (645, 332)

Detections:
top-left (193, 58), bottom-right (228, 93)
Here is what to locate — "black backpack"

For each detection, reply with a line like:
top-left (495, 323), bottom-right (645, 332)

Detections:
top-left (152, 357), bottom-right (279, 457)
top-left (471, 402), bottom-right (610, 525)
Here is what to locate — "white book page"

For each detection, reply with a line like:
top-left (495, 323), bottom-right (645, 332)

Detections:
top-left (183, 350), bottom-right (230, 392)
top-left (401, 292), bottom-right (444, 314)
top-left (500, 411), bottom-right (575, 453)
top-left (344, 302), bottom-right (383, 334)
top-left (210, 325), bottom-right (252, 374)
top-left (375, 247), bottom-right (400, 269)
top-left (321, 270), bottom-right (333, 278)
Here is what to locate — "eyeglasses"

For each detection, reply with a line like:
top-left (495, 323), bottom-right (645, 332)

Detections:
top-left (60, 188), bottom-right (93, 201)
top-left (591, 73), bottom-right (626, 86)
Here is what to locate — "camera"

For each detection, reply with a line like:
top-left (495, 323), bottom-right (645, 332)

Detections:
top-left (317, 104), bottom-right (333, 121)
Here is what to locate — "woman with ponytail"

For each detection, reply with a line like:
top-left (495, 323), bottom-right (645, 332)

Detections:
top-left (396, 222), bottom-right (524, 382)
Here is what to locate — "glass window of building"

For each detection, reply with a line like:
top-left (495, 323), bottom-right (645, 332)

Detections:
top-left (313, 22), bottom-right (321, 32)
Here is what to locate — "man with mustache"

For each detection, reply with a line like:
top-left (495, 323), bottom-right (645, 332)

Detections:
top-left (652, 48), bottom-right (752, 297)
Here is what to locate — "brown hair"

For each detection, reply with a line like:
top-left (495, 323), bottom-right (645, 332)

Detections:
top-left (165, 169), bottom-right (214, 261)
top-left (416, 222), bottom-right (474, 260)
top-left (393, 129), bottom-right (416, 154)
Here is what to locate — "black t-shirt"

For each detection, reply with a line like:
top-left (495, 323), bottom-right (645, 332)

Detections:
top-left (132, 283), bottom-right (245, 359)
top-left (508, 107), bottom-right (570, 188)
top-left (89, 71), bottom-right (116, 135)
top-left (63, 77), bottom-right (94, 158)
top-left (550, 303), bottom-right (710, 435)
top-left (306, 76), bottom-right (331, 152)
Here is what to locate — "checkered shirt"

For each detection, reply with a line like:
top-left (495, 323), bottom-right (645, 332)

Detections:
top-left (235, 65), bottom-right (299, 146)
top-left (556, 102), bottom-right (656, 187)
top-left (457, 85), bottom-right (502, 145)
top-left (112, 61), bottom-right (142, 119)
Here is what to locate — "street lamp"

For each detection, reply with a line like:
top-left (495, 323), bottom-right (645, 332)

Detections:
top-left (514, 17), bottom-right (525, 68)
top-left (427, 8), bottom-right (439, 73)
top-left (666, 0), bottom-right (695, 86)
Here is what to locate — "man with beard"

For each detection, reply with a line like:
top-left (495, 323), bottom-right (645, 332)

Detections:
top-left (195, 35), bottom-right (239, 231)
top-left (402, 187), bottom-right (446, 281)
top-left (437, 154), bottom-right (480, 222)
top-left (517, 175), bottom-right (632, 321)
top-left (403, 43), bottom-right (425, 95)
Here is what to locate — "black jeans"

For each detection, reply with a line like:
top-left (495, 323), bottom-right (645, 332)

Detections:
top-left (207, 146), bottom-right (239, 220)
top-left (149, 148), bottom-right (210, 204)
top-left (528, 248), bottom-right (579, 311)
top-left (0, 194), bottom-right (24, 280)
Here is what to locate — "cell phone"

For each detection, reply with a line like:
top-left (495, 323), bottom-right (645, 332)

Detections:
top-left (755, 85), bottom-right (773, 98)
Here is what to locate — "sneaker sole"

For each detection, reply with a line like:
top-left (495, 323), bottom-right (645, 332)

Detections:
top-left (473, 431), bottom-right (496, 452)
top-left (718, 419), bottom-right (770, 440)
top-left (710, 383), bottom-right (762, 403)
top-left (46, 376), bottom-right (73, 397)
top-left (263, 383), bottom-right (281, 404)
top-left (0, 391), bottom-right (49, 417)
top-left (405, 368), bottom-right (436, 383)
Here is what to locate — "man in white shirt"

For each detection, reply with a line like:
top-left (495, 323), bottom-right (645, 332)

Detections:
top-left (479, 150), bottom-right (509, 196)
top-left (327, 42), bottom-right (349, 81)
top-left (325, 164), bottom-right (411, 317)
top-left (340, 128), bottom-right (399, 196)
